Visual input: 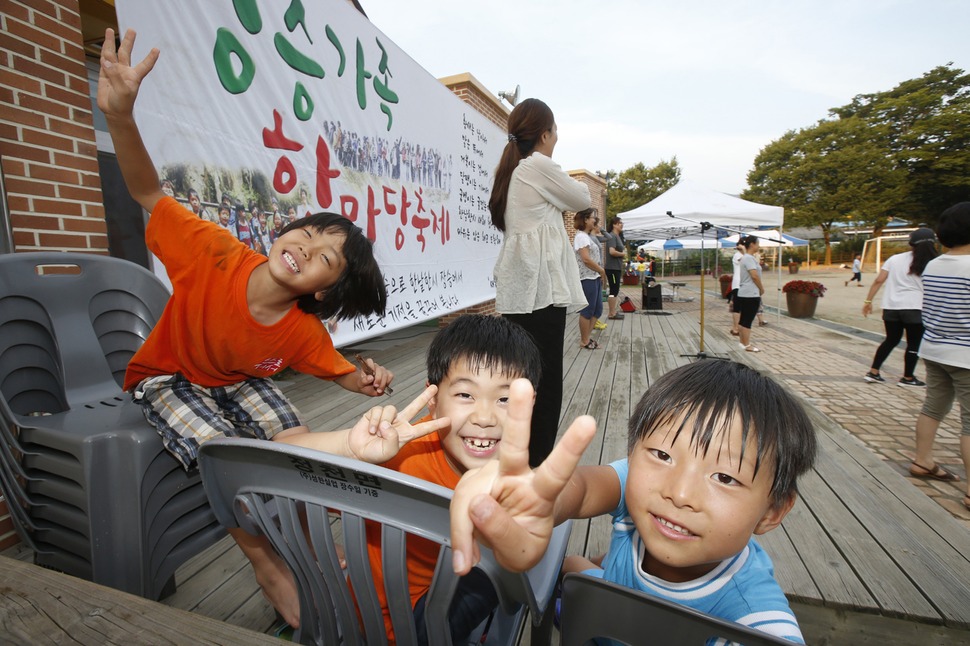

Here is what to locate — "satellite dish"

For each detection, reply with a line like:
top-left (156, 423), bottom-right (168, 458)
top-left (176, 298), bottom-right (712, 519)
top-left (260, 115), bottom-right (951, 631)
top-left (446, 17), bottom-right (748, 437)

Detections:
top-left (498, 84), bottom-right (521, 106)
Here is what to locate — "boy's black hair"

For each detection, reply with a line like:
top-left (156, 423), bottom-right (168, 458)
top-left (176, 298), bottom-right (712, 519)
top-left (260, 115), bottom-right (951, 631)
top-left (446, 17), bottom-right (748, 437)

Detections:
top-left (426, 314), bottom-right (542, 387)
top-left (627, 360), bottom-right (816, 507)
top-left (279, 212), bottom-right (387, 320)
top-left (937, 202), bottom-right (970, 248)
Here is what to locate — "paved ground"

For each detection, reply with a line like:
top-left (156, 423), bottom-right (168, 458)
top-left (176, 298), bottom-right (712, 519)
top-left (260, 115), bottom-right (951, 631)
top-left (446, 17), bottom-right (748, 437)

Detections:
top-left (632, 263), bottom-right (970, 530)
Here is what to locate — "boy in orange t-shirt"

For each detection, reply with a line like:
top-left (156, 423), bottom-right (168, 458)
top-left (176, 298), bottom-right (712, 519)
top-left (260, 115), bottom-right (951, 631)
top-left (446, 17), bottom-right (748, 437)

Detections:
top-left (342, 314), bottom-right (542, 643)
top-left (99, 29), bottom-right (393, 628)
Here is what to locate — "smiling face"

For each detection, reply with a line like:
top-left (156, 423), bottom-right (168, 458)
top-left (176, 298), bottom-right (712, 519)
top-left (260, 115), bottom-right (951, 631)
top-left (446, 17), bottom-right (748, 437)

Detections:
top-left (428, 357), bottom-right (519, 475)
top-left (625, 411), bottom-right (791, 583)
top-left (267, 225), bottom-right (348, 297)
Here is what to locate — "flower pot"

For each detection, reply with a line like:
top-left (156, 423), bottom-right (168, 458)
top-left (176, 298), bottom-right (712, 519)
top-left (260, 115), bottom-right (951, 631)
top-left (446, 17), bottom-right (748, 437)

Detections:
top-left (719, 274), bottom-right (733, 298)
top-left (786, 291), bottom-right (818, 318)
top-left (788, 263), bottom-right (799, 274)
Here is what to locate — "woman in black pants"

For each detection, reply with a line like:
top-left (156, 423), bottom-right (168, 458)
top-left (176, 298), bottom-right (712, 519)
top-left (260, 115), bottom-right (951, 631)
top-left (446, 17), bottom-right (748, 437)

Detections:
top-left (862, 228), bottom-right (939, 386)
top-left (734, 236), bottom-right (765, 352)
top-left (489, 99), bottom-right (591, 466)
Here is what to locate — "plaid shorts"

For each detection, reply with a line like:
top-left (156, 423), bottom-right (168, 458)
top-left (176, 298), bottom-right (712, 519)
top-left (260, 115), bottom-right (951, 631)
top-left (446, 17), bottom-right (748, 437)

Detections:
top-left (133, 373), bottom-right (304, 470)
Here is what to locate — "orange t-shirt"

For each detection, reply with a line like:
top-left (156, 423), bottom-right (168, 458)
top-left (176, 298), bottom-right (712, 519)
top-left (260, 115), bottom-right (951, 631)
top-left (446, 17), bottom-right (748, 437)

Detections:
top-left (123, 197), bottom-right (353, 390)
top-left (367, 426), bottom-right (460, 641)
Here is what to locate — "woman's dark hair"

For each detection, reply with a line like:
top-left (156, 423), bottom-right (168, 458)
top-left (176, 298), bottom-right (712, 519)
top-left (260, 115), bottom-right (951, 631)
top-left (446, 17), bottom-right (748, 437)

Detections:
top-left (937, 202), bottom-right (970, 248)
top-left (426, 314), bottom-right (542, 387)
top-left (907, 228), bottom-right (940, 276)
top-left (627, 361), bottom-right (816, 507)
top-left (488, 99), bottom-right (556, 231)
top-left (739, 235), bottom-right (760, 251)
top-left (279, 212), bottom-right (387, 320)
top-left (573, 208), bottom-right (595, 231)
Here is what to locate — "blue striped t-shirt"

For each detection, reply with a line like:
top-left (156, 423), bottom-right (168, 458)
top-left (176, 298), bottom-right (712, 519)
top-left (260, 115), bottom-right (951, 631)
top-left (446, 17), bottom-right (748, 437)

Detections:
top-left (920, 255), bottom-right (970, 370)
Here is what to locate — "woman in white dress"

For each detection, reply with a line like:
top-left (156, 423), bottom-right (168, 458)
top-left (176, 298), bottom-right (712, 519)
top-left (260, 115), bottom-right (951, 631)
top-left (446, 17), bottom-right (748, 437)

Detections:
top-left (489, 98), bottom-right (591, 466)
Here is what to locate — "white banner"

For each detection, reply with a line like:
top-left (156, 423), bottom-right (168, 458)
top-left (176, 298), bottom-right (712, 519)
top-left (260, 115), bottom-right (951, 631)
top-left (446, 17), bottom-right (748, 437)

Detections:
top-left (116, 0), bottom-right (504, 346)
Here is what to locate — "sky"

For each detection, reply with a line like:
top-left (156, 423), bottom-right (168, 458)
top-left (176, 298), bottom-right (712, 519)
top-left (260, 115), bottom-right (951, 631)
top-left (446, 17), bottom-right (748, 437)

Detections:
top-left (359, 0), bottom-right (970, 195)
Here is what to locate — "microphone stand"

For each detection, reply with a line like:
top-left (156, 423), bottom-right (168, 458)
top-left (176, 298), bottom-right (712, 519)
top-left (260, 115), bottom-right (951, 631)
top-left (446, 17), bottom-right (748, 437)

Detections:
top-left (663, 211), bottom-right (758, 361)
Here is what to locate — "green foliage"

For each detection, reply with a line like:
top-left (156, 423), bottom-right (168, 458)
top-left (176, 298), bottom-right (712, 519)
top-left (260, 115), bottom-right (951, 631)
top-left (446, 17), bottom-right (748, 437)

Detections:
top-left (603, 158), bottom-right (681, 220)
top-left (745, 64), bottom-right (970, 237)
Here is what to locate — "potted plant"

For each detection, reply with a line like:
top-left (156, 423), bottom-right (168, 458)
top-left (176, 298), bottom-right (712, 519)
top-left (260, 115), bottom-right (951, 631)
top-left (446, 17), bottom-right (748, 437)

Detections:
top-left (718, 273), bottom-right (733, 298)
top-left (783, 280), bottom-right (826, 318)
top-left (788, 260), bottom-right (799, 274)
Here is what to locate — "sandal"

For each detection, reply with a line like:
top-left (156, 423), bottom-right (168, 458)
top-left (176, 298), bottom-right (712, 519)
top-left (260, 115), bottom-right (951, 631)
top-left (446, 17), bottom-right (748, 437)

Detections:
top-left (909, 462), bottom-right (959, 482)
top-left (964, 495), bottom-right (970, 512)
top-left (582, 339), bottom-right (600, 350)
top-left (729, 330), bottom-right (740, 336)
top-left (743, 345), bottom-right (761, 353)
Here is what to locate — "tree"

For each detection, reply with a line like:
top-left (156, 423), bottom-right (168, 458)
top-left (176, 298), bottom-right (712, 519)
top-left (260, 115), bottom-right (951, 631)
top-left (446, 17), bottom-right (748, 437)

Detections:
top-left (745, 64), bottom-right (970, 252)
top-left (832, 65), bottom-right (970, 224)
top-left (744, 118), bottom-right (906, 264)
top-left (604, 158), bottom-right (681, 221)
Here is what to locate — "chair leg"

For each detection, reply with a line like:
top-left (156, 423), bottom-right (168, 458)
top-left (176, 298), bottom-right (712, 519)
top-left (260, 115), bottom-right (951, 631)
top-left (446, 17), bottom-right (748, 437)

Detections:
top-left (531, 606), bottom-right (555, 646)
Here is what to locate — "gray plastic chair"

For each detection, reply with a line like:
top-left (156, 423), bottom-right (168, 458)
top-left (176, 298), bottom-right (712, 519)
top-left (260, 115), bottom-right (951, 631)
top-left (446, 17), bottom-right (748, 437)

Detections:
top-left (560, 573), bottom-right (793, 645)
top-left (199, 437), bottom-right (570, 646)
top-left (0, 252), bottom-right (225, 598)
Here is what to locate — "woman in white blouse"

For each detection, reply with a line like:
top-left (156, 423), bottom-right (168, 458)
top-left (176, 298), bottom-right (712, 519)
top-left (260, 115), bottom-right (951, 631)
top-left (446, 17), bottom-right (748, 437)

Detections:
top-left (489, 98), bottom-right (591, 466)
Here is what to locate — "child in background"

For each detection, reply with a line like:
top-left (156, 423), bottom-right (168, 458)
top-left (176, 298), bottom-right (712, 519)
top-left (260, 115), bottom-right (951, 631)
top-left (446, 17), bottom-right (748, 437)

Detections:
top-left (99, 29), bottom-right (392, 628)
top-left (449, 360), bottom-right (817, 643)
top-left (846, 254), bottom-right (863, 287)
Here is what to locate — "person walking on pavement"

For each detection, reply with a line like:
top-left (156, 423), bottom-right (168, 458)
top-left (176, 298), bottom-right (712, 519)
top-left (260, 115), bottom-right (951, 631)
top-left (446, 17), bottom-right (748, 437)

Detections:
top-left (909, 203), bottom-right (970, 504)
top-left (862, 228), bottom-right (939, 387)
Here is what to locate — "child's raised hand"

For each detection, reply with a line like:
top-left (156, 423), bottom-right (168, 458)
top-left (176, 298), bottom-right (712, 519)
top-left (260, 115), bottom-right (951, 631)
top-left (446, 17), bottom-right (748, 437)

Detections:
top-left (346, 385), bottom-right (450, 464)
top-left (449, 379), bottom-right (596, 576)
top-left (97, 28), bottom-right (159, 121)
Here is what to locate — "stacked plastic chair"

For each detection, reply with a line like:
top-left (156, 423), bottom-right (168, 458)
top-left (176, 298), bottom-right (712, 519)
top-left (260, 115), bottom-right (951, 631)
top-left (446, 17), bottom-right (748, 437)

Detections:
top-left (200, 437), bottom-right (570, 646)
top-left (0, 252), bottom-right (225, 599)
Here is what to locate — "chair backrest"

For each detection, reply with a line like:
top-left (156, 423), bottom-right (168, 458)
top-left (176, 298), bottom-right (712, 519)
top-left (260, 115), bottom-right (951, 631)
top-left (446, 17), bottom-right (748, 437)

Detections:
top-left (199, 438), bottom-right (560, 646)
top-left (0, 252), bottom-right (169, 412)
top-left (560, 573), bottom-right (793, 646)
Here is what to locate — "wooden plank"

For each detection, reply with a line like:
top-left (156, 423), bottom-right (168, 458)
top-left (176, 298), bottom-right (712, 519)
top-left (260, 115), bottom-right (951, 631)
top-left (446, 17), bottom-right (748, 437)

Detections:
top-left (164, 536), bottom-right (251, 611)
top-left (772, 484), bottom-right (877, 609)
top-left (0, 555), bottom-right (278, 645)
top-left (805, 412), bottom-right (970, 628)
top-left (756, 525), bottom-right (821, 601)
top-left (794, 468), bottom-right (938, 619)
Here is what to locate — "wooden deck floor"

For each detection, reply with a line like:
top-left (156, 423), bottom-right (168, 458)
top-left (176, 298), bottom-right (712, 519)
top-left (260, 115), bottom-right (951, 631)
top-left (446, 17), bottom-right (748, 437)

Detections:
top-left (6, 288), bottom-right (970, 644)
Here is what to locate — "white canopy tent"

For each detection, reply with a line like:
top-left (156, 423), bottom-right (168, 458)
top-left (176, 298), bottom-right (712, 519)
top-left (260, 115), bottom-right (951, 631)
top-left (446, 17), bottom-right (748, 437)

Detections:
top-left (638, 237), bottom-right (711, 252)
top-left (617, 180), bottom-right (785, 354)
top-left (619, 180), bottom-right (784, 240)
top-left (639, 237), bottom-right (713, 279)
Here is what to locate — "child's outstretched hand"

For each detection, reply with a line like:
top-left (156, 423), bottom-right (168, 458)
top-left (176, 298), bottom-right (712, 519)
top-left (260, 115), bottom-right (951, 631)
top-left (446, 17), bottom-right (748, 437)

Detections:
top-left (346, 385), bottom-right (450, 464)
top-left (449, 379), bottom-right (596, 576)
top-left (97, 28), bottom-right (159, 121)
top-left (349, 355), bottom-right (395, 397)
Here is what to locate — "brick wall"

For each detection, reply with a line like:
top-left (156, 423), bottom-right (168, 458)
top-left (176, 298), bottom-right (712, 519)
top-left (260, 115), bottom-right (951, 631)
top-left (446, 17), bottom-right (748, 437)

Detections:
top-left (565, 169), bottom-right (608, 242)
top-left (0, 0), bottom-right (108, 254)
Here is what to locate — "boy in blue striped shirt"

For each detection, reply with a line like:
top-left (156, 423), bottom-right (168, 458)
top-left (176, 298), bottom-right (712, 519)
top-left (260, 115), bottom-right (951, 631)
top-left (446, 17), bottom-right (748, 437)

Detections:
top-left (450, 360), bottom-right (817, 643)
